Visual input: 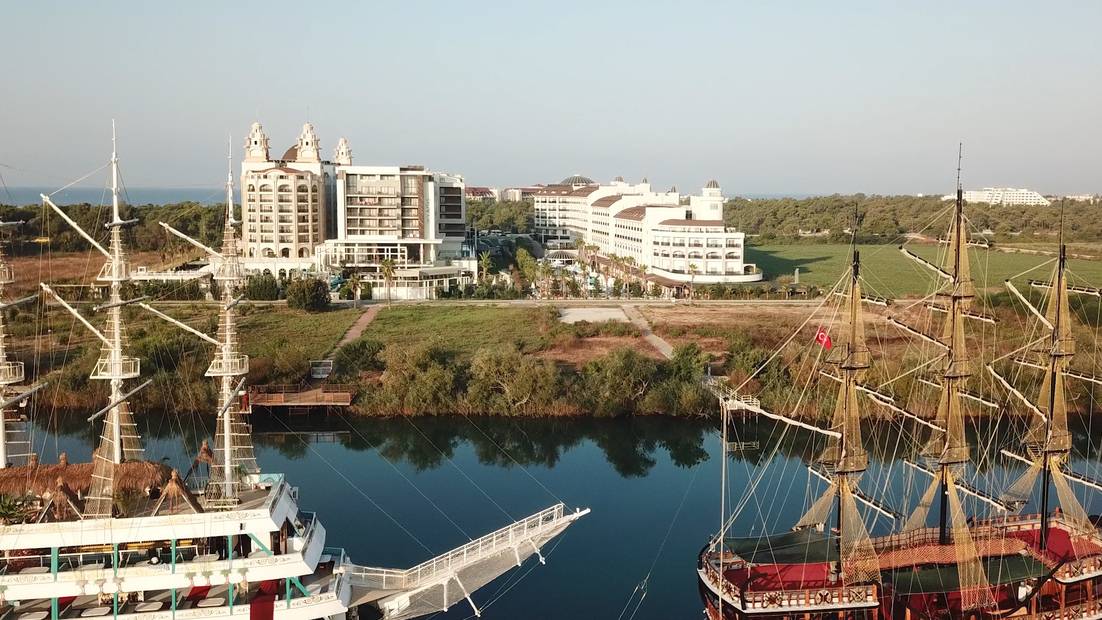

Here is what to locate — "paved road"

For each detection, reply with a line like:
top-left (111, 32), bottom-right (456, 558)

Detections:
top-left (620, 304), bottom-right (674, 359)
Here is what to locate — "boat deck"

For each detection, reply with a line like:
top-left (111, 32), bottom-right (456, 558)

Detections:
top-left (0, 563), bottom-right (339, 620)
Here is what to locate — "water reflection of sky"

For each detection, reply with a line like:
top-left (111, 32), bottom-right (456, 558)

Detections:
top-left (29, 412), bottom-right (1102, 619)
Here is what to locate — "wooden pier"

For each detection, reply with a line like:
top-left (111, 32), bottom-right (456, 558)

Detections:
top-left (248, 384), bottom-right (354, 411)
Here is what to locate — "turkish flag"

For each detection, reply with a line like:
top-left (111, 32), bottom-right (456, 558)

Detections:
top-left (814, 327), bottom-right (832, 350)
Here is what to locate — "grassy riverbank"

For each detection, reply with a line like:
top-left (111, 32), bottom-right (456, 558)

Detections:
top-left (335, 305), bottom-right (716, 417)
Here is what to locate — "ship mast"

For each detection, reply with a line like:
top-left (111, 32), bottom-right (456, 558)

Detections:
top-left (794, 213), bottom-right (879, 585)
top-left (0, 237), bottom-right (31, 468)
top-left (40, 121), bottom-right (145, 518)
top-left (927, 164), bottom-right (975, 545)
top-left (205, 143), bottom-right (256, 506)
top-left (144, 141), bottom-right (257, 507)
top-left (900, 147), bottom-right (994, 610)
top-left (1008, 231), bottom-right (1082, 550)
top-left (1038, 243), bottom-right (1071, 550)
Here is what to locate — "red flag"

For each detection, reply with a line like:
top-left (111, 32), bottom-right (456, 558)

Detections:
top-left (814, 326), bottom-right (832, 350)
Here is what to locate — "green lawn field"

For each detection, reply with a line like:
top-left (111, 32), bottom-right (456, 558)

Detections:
top-left (358, 306), bottom-right (553, 358)
top-left (747, 243), bottom-right (1102, 297)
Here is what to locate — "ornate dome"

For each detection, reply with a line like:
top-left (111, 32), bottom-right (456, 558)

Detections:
top-left (561, 174), bottom-right (594, 186)
top-left (613, 176), bottom-right (625, 183)
top-left (705, 179), bottom-right (720, 189)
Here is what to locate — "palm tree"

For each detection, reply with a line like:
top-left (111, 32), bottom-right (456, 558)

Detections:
top-left (478, 251), bottom-right (493, 285)
top-left (687, 263), bottom-right (699, 303)
top-left (579, 262), bottom-right (590, 299)
top-left (623, 256), bottom-right (637, 292)
top-left (537, 261), bottom-right (554, 299)
top-left (572, 237), bottom-right (586, 259)
top-left (380, 258), bottom-right (396, 307)
top-left (348, 273), bottom-right (363, 308)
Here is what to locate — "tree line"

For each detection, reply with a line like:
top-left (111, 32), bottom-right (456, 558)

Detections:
top-left (0, 201), bottom-right (227, 256)
top-left (725, 194), bottom-right (1101, 243)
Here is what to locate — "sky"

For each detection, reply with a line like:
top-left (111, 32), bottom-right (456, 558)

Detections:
top-left (2, 1), bottom-right (1099, 196)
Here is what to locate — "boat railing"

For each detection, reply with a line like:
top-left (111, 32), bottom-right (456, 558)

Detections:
top-left (702, 376), bottom-right (759, 409)
top-left (700, 559), bottom-right (878, 612)
top-left (872, 523), bottom-right (1014, 553)
top-left (0, 543), bottom-right (202, 574)
top-left (1011, 597), bottom-right (1102, 620)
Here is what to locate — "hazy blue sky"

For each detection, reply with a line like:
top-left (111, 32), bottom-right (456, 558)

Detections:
top-left (3, 1), bottom-right (1099, 196)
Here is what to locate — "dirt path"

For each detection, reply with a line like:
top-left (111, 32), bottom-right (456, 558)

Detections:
top-left (332, 305), bottom-right (381, 352)
top-left (621, 304), bottom-right (673, 359)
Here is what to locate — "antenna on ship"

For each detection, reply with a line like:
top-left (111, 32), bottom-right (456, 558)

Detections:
top-left (40, 121), bottom-right (147, 518)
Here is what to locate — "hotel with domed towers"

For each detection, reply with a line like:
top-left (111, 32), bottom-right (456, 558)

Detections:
top-left (533, 175), bottom-right (762, 293)
top-left (239, 122), bottom-right (468, 299)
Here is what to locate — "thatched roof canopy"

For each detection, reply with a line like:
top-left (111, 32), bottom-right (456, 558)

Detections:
top-left (0, 459), bottom-right (172, 498)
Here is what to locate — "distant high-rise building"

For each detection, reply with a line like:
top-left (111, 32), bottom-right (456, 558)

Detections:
top-left (942, 187), bottom-right (1050, 206)
top-left (241, 122), bottom-right (336, 263)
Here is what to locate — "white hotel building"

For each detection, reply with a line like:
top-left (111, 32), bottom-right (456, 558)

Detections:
top-left (942, 187), bottom-right (1051, 206)
top-left (534, 175), bottom-right (762, 287)
top-left (239, 122), bottom-right (469, 299)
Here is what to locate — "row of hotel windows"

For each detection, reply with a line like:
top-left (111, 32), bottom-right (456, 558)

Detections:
top-left (247, 184), bottom-right (318, 193)
top-left (654, 239), bottom-right (740, 248)
top-left (658, 263), bottom-right (751, 276)
top-left (247, 214), bottom-right (314, 222)
top-left (247, 198), bottom-right (317, 207)
top-left (247, 247), bottom-right (312, 258)
top-left (654, 250), bottom-right (741, 260)
top-left (247, 226), bottom-right (318, 236)
top-left (346, 175), bottom-right (422, 195)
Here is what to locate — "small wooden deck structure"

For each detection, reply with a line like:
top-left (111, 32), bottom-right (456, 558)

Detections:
top-left (248, 384), bottom-right (353, 414)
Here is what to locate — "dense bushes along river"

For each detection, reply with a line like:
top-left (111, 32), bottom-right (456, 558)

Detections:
top-left (334, 337), bottom-right (723, 417)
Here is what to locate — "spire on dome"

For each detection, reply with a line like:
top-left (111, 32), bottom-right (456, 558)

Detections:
top-left (295, 122), bottom-right (320, 163)
top-left (243, 122), bottom-right (269, 163)
top-left (334, 137), bottom-right (352, 165)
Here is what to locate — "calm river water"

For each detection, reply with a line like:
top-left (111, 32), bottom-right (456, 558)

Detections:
top-left (36, 412), bottom-right (1102, 620)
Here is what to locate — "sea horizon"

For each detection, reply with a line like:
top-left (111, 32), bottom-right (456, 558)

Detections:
top-left (1, 186), bottom-right (225, 207)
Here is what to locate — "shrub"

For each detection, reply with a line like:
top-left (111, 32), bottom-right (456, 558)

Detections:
top-left (333, 338), bottom-right (384, 377)
top-left (245, 274), bottom-right (280, 300)
top-left (465, 345), bottom-right (562, 415)
top-left (285, 278), bottom-right (330, 311)
top-left (580, 347), bottom-right (660, 417)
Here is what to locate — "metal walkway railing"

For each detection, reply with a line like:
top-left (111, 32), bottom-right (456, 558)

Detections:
top-left (345, 503), bottom-right (584, 591)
